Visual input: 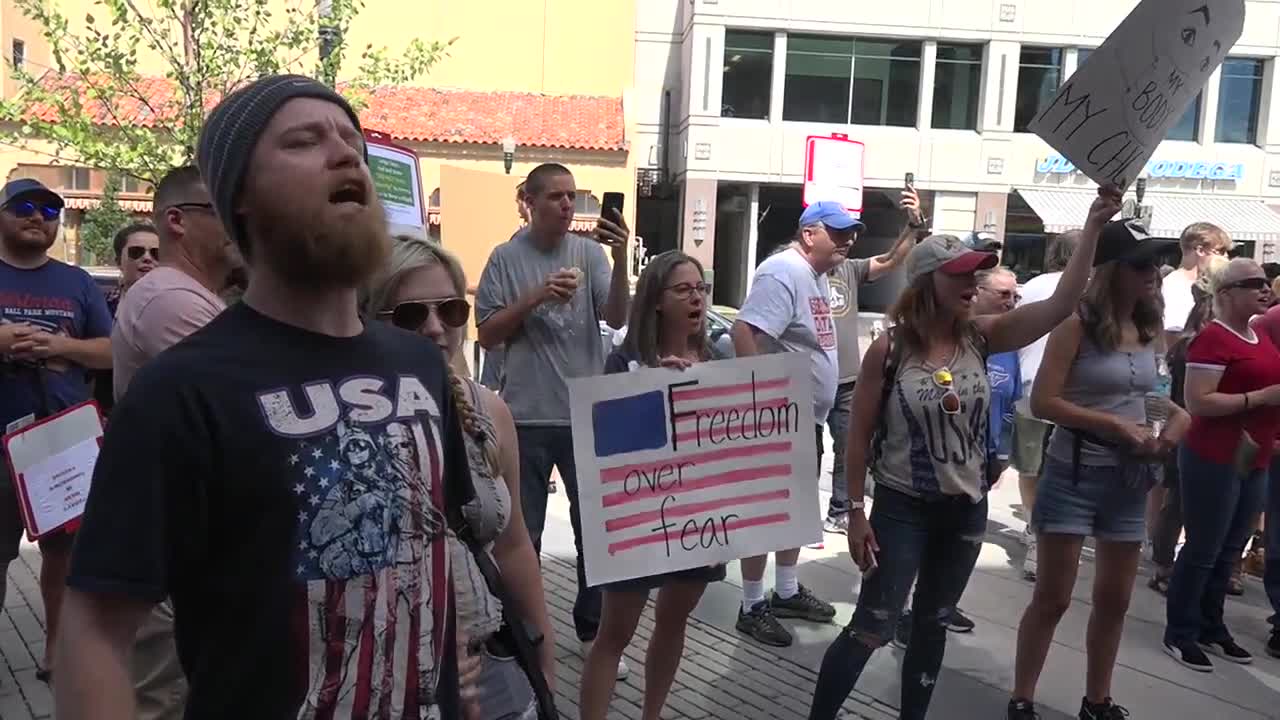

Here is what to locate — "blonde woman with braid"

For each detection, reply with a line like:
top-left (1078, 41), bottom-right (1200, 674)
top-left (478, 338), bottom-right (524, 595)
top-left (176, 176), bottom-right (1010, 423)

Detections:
top-left (366, 238), bottom-right (555, 719)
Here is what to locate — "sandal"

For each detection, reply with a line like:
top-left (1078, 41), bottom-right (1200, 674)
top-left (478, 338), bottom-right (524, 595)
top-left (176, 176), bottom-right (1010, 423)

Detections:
top-left (35, 668), bottom-right (51, 683)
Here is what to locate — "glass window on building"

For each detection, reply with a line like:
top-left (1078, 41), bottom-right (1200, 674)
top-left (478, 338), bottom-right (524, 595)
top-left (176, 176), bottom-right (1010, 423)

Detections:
top-left (932, 44), bottom-right (982, 130)
top-left (1216, 58), bottom-right (1264, 144)
top-left (783, 35), bottom-right (853, 123)
top-left (851, 39), bottom-right (921, 127)
top-left (1014, 47), bottom-right (1062, 132)
top-left (1076, 47), bottom-right (1200, 140)
top-left (722, 30), bottom-right (774, 119)
top-left (574, 192), bottom-right (600, 216)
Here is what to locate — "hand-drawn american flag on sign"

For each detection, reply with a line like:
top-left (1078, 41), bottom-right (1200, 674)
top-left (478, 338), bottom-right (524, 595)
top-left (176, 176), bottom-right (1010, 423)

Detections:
top-left (571, 354), bottom-right (820, 587)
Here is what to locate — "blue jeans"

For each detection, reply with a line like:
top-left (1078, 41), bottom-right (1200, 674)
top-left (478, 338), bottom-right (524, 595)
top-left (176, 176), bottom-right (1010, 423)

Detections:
top-left (1265, 455), bottom-right (1280, 628)
top-left (516, 425), bottom-right (601, 642)
top-left (808, 486), bottom-right (988, 720)
top-left (824, 381), bottom-right (855, 518)
top-left (1165, 445), bottom-right (1265, 646)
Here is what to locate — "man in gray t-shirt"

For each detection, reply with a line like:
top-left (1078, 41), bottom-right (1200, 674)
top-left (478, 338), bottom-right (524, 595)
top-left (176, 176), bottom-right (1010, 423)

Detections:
top-left (823, 187), bottom-right (923, 532)
top-left (474, 163), bottom-right (630, 659)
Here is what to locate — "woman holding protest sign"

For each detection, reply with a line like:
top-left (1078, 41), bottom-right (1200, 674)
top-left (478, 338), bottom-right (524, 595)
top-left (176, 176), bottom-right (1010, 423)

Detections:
top-left (579, 250), bottom-right (725, 720)
top-left (807, 187), bottom-right (1122, 720)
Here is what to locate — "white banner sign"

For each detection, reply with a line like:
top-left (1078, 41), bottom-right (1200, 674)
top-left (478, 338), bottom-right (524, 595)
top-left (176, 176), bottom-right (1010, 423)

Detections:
top-left (804, 134), bottom-right (864, 214)
top-left (570, 354), bottom-right (820, 587)
top-left (1029, 0), bottom-right (1245, 190)
top-left (364, 130), bottom-right (428, 240)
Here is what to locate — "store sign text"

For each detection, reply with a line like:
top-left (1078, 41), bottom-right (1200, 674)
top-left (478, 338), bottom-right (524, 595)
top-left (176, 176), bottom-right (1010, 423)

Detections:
top-left (1037, 155), bottom-right (1244, 181)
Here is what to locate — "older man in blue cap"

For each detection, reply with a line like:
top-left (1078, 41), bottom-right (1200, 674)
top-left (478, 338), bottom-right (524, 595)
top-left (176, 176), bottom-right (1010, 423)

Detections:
top-left (727, 198), bottom-right (873, 647)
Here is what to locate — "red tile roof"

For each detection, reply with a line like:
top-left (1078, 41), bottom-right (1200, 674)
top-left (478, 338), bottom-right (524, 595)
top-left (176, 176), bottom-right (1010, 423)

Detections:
top-left (23, 74), bottom-right (626, 152)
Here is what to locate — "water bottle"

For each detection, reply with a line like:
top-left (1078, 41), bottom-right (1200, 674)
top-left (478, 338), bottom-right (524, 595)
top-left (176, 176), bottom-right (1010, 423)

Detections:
top-left (1154, 353), bottom-right (1172, 399)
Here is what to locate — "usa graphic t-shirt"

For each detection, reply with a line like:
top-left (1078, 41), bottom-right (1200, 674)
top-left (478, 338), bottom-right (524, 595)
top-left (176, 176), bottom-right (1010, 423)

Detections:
top-left (68, 303), bottom-right (468, 719)
top-left (0, 258), bottom-right (111, 428)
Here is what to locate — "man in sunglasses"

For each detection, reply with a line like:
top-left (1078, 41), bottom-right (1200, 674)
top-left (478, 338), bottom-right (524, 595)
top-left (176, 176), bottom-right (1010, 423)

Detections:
top-left (0, 177), bottom-right (113, 681)
top-left (106, 165), bottom-right (238, 720)
top-left (728, 200), bottom-right (863, 647)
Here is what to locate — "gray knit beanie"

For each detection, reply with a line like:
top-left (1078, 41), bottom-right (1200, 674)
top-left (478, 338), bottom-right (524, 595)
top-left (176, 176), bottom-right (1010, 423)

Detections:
top-left (196, 74), bottom-right (364, 252)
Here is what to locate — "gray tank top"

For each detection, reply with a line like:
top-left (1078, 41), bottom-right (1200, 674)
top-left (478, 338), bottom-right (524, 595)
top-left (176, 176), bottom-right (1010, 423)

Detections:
top-left (871, 334), bottom-right (991, 501)
top-left (1045, 338), bottom-right (1157, 467)
top-left (450, 378), bottom-right (512, 641)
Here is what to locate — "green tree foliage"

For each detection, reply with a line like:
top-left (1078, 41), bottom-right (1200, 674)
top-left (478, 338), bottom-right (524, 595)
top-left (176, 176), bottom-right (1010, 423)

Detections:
top-left (78, 178), bottom-right (132, 265)
top-left (0, 0), bottom-right (452, 185)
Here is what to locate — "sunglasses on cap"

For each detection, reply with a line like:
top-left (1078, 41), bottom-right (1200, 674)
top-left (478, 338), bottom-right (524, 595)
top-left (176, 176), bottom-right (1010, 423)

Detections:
top-left (379, 298), bottom-right (471, 331)
top-left (5, 200), bottom-right (59, 222)
top-left (1221, 277), bottom-right (1269, 292)
top-left (126, 246), bottom-right (159, 262)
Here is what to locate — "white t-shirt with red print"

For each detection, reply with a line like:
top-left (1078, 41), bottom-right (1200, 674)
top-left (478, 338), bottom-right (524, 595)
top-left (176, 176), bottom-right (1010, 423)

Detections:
top-left (737, 247), bottom-right (839, 423)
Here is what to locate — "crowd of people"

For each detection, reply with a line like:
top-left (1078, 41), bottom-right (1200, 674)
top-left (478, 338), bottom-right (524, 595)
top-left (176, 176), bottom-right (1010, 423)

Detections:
top-left (0, 73), bottom-right (1273, 720)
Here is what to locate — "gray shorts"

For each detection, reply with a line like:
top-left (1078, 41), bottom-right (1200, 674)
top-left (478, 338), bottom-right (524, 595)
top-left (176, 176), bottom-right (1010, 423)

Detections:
top-left (1011, 409), bottom-right (1053, 477)
top-left (476, 647), bottom-right (536, 720)
top-left (1031, 455), bottom-right (1147, 543)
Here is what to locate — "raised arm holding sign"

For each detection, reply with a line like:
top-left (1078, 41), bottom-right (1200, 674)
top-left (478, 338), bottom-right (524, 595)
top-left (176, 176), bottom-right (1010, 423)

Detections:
top-left (1029, 0), bottom-right (1245, 190)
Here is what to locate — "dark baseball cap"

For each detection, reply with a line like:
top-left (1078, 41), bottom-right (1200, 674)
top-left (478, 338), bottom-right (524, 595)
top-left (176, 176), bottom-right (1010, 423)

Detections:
top-left (0, 179), bottom-right (63, 210)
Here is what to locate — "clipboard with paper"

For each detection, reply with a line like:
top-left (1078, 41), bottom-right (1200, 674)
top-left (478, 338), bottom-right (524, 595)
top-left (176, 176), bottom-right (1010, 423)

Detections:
top-left (2, 401), bottom-right (103, 540)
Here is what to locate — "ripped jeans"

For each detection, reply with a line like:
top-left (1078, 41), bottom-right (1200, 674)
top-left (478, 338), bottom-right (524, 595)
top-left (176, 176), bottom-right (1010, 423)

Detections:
top-left (808, 486), bottom-right (987, 720)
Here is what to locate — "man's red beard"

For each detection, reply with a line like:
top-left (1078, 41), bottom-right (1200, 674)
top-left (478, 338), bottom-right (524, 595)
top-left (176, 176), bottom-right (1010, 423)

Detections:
top-left (244, 193), bottom-right (392, 290)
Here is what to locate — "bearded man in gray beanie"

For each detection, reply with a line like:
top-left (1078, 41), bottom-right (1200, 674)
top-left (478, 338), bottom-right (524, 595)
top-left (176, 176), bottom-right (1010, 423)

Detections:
top-left (55, 75), bottom-right (475, 720)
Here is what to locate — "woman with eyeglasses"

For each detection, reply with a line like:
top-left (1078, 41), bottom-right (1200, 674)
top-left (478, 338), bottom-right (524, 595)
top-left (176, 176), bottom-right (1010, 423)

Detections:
top-left (579, 250), bottom-right (724, 720)
top-left (1008, 224), bottom-right (1190, 720)
top-left (807, 188), bottom-right (1122, 720)
top-left (1163, 258), bottom-right (1280, 673)
top-left (365, 237), bottom-right (555, 719)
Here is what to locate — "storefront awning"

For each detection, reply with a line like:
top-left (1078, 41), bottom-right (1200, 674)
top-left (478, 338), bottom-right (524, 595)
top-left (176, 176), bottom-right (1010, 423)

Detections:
top-left (1015, 188), bottom-right (1280, 243)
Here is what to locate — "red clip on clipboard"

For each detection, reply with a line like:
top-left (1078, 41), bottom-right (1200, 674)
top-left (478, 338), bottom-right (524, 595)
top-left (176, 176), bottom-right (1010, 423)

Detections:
top-left (2, 401), bottom-right (104, 541)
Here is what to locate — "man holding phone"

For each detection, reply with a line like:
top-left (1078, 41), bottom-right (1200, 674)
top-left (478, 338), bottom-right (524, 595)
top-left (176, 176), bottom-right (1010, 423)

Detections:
top-left (475, 163), bottom-right (631, 677)
top-left (822, 178), bottom-right (926, 536)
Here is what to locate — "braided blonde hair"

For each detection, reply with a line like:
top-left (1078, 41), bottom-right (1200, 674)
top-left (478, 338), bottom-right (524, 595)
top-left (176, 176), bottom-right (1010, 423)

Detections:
top-left (364, 237), bottom-right (501, 476)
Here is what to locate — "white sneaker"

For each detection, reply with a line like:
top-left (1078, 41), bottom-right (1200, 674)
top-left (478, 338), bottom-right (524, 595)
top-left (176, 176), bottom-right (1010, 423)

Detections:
top-left (1021, 527), bottom-right (1034, 547)
top-left (582, 641), bottom-right (630, 680)
top-left (1022, 535), bottom-right (1038, 581)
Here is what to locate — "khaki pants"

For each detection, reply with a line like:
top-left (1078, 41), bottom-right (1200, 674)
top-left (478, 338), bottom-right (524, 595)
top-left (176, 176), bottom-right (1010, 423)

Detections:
top-left (133, 600), bottom-right (186, 720)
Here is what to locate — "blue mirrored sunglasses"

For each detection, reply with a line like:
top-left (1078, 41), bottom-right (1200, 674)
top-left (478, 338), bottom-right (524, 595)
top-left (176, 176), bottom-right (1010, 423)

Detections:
top-left (5, 200), bottom-right (60, 222)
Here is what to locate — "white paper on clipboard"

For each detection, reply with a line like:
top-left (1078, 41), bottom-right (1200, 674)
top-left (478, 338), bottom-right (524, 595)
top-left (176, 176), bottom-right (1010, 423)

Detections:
top-left (2, 402), bottom-right (103, 539)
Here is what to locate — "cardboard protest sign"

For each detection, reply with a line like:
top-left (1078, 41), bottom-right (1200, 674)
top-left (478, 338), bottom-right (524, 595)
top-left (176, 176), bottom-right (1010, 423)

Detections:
top-left (569, 354), bottom-right (820, 587)
top-left (1029, 0), bottom-right (1245, 189)
top-left (364, 130), bottom-right (428, 239)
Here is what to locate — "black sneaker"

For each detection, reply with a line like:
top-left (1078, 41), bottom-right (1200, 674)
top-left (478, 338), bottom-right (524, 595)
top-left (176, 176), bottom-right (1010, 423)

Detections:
top-left (1164, 640), bottom-right (1213, 672)
top-left (945, 607), bottom-right (976, 633)
top-left (770, 584), bottom-right (836, 622)
top-left (891, 610), bottom-right (912, 649)
top-left (1268, 629), bottom-right (1280, 658)
top-left (1079, 697), bottom-right (1130, 720)
top-left (1199, 638), bottom-right (1253, 664)
top-left (1008, 698), bottom-right (1039, 719)
top-left (736, 601), bottom-right (793, 647)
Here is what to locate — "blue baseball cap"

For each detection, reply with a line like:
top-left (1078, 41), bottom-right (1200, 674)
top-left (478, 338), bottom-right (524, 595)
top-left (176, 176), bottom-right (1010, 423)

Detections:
top-left (799, 201), bottom-right (865, 231)
top-left (0, 178), bottom-right (62, 210)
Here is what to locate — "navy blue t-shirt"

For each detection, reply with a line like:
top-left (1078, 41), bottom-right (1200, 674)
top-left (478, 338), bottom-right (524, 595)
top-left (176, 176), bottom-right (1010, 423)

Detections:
top-left (0, 258), bottom-right (112, 428)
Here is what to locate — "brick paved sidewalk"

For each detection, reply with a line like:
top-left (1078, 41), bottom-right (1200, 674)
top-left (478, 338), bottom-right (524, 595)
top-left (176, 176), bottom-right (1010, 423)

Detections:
top-left (540, 556), bottom-right (894, 720)
top-left (0, 544), bottom-right (891, 720)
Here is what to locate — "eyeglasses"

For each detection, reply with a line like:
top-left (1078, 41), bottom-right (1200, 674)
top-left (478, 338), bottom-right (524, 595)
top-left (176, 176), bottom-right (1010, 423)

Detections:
top-left (981, 286), bottom-right (1021, 303)
top-left (378, 298), bottom-right (470, 330)
top-left (4, 200), bottom-right (60, 222)
top-left (665, 282), bottom-right (711, 299)
top-left (167, 202), bottom-right (214, 213)
top-left (126, 246), bottom-right (159, 261)
top-left (1222, 277), bottom-right (1269, 291)
top-left (932, 367), bottom-right (962, 415)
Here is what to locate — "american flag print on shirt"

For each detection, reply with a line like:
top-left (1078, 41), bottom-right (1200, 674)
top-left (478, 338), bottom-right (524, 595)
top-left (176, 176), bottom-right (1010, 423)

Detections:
top-left (258, 376), bottom-right (451, 720)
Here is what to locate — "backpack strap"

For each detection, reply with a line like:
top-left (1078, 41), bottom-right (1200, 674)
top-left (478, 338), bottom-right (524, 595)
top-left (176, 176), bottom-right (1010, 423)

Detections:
top-left (870, 326), bottom-right (906, 463)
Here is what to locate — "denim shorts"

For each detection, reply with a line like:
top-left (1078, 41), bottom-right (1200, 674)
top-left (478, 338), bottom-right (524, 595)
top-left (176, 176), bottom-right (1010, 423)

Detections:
top-left (1031, 455), bottom-right (1148, 542)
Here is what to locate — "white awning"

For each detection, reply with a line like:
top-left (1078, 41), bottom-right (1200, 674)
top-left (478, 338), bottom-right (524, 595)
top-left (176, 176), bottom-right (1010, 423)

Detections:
top-left (1014, 188), bottom-right (1280, 243)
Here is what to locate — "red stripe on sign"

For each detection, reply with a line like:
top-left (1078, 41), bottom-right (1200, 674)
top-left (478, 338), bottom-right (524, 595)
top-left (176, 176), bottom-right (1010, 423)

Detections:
top-left (670, 376), bottom-right (789, 402)
top-left (607, 512), bottom-right (793, 554)
top-left (672, 396), bottom-right (794, 423)
top-left (604, 489), bottom-right (791, 532)
top-left (601, 464), bottom-right (792, 507)
top-left (599, 441), bottom-right (792, 483)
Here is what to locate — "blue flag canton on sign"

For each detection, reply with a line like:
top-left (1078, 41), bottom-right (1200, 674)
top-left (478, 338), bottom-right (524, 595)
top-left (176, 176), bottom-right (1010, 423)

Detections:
top-left (592, 390), bottom-right (669, 457)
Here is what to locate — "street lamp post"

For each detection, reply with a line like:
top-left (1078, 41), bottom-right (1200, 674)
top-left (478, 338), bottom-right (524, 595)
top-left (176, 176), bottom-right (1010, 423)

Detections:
top-left (502, 137), bottom-right (516, 175)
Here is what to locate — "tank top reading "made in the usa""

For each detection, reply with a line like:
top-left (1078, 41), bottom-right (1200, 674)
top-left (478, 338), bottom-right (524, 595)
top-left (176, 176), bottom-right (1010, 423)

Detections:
top-left (871, 336), bottom-right (991, 502)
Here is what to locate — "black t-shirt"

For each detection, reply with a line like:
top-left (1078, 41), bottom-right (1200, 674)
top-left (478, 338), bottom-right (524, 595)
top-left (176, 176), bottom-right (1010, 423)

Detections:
top-left (69, 302), bottom-right (467, 719)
